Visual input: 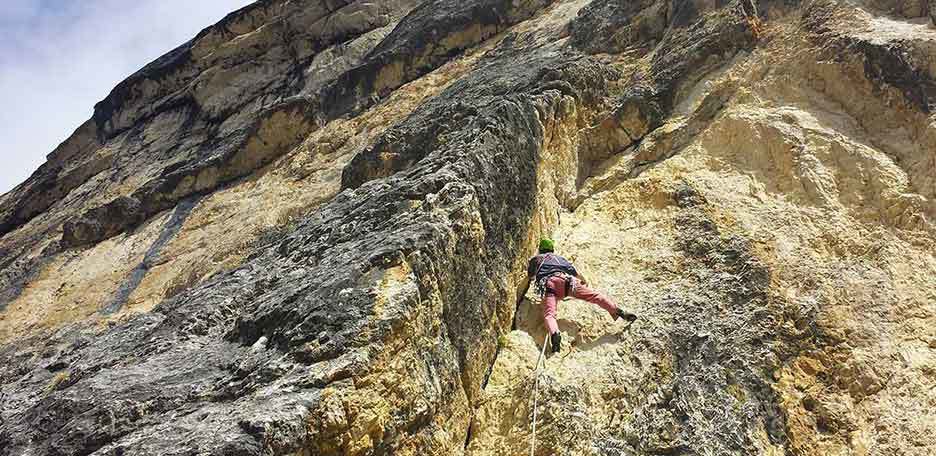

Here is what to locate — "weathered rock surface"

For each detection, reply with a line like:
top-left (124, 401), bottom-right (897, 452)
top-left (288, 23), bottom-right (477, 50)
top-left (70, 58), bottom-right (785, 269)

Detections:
top-left (1, 0), bottom-right (934, 455)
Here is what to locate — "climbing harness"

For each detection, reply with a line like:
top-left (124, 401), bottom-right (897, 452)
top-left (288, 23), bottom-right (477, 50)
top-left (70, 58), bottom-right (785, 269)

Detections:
top-left (544, 273), bottom-right (576, 298)
top-left (530, 330), bottom-right (549, 456)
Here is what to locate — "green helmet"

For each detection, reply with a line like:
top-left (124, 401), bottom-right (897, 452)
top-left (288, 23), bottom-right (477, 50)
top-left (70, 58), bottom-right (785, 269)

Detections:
top-left (538, 238), bottom-right (555, 254)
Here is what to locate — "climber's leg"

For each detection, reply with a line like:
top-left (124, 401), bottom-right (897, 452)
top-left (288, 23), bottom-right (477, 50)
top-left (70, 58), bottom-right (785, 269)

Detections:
top-left (571, 281), bottom-right (619, 317)
top-left (541, 276), bottom-right (566, 334)
top-left (542, 292), bottom-right (559, 335)
top-left (572, 280), bottom-right (637, 322)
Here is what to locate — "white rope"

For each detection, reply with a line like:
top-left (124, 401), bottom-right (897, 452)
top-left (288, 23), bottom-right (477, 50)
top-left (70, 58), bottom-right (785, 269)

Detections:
top-left (530, 330), bottom-right (550, 456)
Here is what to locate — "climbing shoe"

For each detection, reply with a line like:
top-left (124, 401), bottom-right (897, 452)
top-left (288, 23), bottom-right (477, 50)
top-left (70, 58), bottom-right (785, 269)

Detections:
top-left (550, 332), bottom-right (561, 353)
top-left (616, 308), bottom-right (638, 323)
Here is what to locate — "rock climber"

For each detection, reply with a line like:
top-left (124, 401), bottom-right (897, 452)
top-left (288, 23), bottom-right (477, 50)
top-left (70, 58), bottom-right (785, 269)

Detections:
top-left (516, 238), bottom-right (637, 353)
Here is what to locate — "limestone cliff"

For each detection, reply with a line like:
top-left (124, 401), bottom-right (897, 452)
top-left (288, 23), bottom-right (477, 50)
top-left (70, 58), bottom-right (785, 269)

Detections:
top-left (0, 0), bottom-right (934, 455)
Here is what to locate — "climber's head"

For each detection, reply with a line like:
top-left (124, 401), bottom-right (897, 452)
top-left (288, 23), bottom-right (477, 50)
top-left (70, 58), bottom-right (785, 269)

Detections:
top-left (538, 238), bottom-right (555, 254)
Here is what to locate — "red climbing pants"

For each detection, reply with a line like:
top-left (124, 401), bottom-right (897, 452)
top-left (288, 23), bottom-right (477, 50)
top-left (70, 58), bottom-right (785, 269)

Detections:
top-left (541, 275), bottom-right (619, 334)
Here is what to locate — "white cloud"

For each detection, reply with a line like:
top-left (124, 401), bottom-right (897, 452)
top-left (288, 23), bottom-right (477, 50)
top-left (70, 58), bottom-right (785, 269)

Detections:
top-left (0, 0), bottom-right (254, 195)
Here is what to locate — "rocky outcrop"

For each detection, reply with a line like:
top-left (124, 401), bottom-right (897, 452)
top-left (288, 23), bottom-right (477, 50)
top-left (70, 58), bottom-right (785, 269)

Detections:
top-left (867, 0), bottom-right (931, 18)
top-left (61, 0), bottom-right (555, 249)
top-left (1, 0), bottom-right (934, 455)
top-left (568, 0), bottom-right (668, 54)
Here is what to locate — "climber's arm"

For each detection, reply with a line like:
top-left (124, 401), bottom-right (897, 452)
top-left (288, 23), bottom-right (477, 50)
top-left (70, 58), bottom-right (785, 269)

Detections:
top-left (512, 273), bottom-right (532, 331)
top-left (516, 274), bottom-right (531, 305)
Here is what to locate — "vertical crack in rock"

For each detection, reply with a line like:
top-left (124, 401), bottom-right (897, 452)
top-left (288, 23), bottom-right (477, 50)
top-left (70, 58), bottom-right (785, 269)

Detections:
top-left (100, 196), bottom-right (203, 315)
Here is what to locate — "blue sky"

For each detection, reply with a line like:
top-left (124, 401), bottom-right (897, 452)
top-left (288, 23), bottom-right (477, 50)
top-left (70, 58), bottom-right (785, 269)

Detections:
top-left (0, 0), bottom-right (254, 195)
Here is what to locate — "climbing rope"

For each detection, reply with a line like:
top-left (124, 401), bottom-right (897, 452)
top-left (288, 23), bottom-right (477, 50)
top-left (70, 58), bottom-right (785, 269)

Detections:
top-left (530, 330), bottom-right (550, 456)
top-left (527, 324), bottom-right (635, 454)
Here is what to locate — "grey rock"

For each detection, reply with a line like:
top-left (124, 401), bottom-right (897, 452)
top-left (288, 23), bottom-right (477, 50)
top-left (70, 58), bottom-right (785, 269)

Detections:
top-left (0, 2), bottom-right (588, 453)
top-left (569, 0), bottom-right (667, 54)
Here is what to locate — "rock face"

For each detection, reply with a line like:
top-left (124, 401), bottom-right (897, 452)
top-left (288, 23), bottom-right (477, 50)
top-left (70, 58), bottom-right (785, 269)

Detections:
top-left (1, 0), bottom-right (934, 455)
